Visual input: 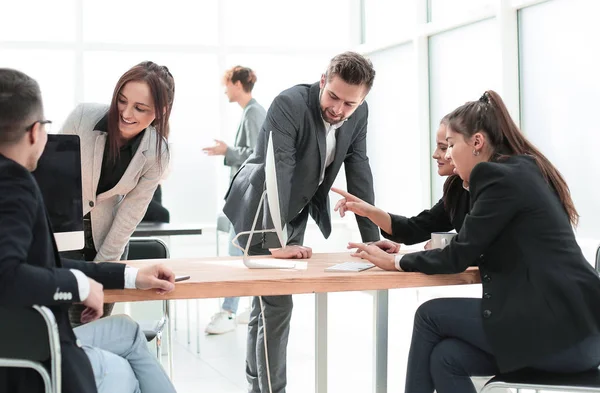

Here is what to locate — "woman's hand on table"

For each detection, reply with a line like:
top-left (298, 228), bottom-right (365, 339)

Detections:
top-left (369, 240), bottom-right (401, 254)
top-left (347, 242), bottom-right (397, 271)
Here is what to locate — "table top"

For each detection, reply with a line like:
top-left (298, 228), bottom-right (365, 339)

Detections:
top-left (132, 223), bottom-right (203, 237)
top-left (104, 252), bottom-right (481, 302)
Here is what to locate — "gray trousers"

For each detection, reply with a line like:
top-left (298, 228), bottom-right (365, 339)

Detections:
top-left (245, 243), bottom-right (297, 393)
top-left (247, 294), bottom-right (293, 393)
top-left (246, 209), bottom-right (308, 393)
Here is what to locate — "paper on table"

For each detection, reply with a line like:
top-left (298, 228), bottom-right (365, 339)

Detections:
top-left (246, 258), bottom-right (308, 270)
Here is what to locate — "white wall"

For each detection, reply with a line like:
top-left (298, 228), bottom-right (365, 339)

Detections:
top-left (428, 19), bottom-right (501, 201)
top-left (0, 0), bottom-right (359, 228)
top-left (367, 44), bottom-right (424, 215)
top-left (519, 0), bottom-right (600, 240)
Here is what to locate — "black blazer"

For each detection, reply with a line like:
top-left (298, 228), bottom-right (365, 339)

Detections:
top-left (399, 155), bottom-right (600, 372)
top-left (382, 177), bottom-right (470, 245)
top-left (0, 154), bottom-right (126, 393)
top-left (142, 184), bottom-right (170, 223)
top-left (224, 82), bottom-right (379, 247)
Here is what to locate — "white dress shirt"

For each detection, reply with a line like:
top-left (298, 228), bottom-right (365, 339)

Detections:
top-left (319, 118), bottom-right (345, 185)
top-left (394, 254), bottom-right (404, 271)
top-left (70, 267), bottom-right (139, 301)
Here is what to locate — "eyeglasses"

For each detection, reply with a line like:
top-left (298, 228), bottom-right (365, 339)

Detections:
top-left (26, 120), bottom-right (52, 133)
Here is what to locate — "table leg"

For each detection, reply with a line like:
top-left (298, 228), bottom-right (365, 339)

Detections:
top-left (164, 299), bottom-right (174, 380)
top-left (315, 292), bottom-right (328, 393)
top-left (196, 299), bottom-right (200, 354)
top-left (186, 300), bottom-right (191, 344)
top-left (373, 290), bottom-right (388, 393)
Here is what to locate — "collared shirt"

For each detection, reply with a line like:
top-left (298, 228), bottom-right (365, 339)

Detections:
top-left (319, 118), bottom-right (345, 185)
top-left (94, 114), bottom-right (146, 195)
top-left (71, 267), bottom-right (138, 300)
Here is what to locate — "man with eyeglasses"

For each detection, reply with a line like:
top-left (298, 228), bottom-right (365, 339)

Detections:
top-left (0, 69), bottom-right (178, 393)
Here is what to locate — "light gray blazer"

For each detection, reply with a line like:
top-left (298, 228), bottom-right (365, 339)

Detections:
top-left (60, 103), bottom-right (169, 262)
top-left (223, 98), bottom-right (266, 180)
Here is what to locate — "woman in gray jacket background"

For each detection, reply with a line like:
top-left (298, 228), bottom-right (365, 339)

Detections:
top-left (60, 61), bottom-right (175, 326)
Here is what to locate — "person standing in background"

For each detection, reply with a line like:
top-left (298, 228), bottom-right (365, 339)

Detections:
top-left (203, 66), bottom-right (266, 334)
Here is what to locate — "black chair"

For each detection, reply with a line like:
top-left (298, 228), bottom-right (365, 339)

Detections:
top-left (127, 238), bottom-right (169, 360)
top-left (481, 368), bottom-right (600, 393)
top-left (481, 244), bottom-right (600, 393)
top-left (0, 305), bottom-right (61, 393)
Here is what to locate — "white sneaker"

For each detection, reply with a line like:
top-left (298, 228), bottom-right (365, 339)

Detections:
top-left (237, 307), bottom-right (251, 324)
top-left (205, 311), bottom-right (236, 334)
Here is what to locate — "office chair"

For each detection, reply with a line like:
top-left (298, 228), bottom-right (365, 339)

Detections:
top-left (216, 213), bottom-right (231, 256)
top-left (0, 305), bottom-right (61, 393)
top-left (127, 238), bottom-right (170, 359)
top-left (480, 244), bottom-right (600, 393)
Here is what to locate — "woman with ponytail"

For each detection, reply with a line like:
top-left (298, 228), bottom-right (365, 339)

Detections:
top-left (352, 90), bottom-right (600, 393)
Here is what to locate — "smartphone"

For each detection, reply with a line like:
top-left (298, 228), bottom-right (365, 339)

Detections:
top-left (175, 275), bottom-right (191, 282)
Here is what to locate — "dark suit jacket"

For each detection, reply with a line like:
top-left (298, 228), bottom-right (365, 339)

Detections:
top-left (399, 155), bottom-right (600, 372)
top-left (224, 82), bottom-right (379, 247)
top-left (382, 178), bottom-right (470, 244)
top-left (0, 154), bottom-right (126, 393)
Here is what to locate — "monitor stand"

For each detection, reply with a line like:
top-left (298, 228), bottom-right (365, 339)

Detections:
top-left (231, 190), bottom-right (297, 269)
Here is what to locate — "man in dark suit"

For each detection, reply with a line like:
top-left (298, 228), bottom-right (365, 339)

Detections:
top-left (223, 52), bottom-right (380, 393)
top-left (0, 68), bottom-right (177, 393)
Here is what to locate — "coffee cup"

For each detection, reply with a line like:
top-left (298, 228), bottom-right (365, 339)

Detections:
top-left (430, 232), bottom-right (457, 249)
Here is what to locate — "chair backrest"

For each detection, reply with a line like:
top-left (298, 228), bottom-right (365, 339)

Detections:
top-left (128, 237), bottom-right (169, 260)
top-left (0, 305), bottom-right (61, 392)
top-left (217, 213), bottom-right (231, 234)
top-left (595, 244), bottom-right (600, 274)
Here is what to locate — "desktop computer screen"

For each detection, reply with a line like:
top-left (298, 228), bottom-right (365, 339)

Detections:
top-left (231, 131), bottom-right (296, 269)
top-left (32, 134), bottom-right (84, 251)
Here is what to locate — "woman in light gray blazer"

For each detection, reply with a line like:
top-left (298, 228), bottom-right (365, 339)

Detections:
top-left (60, 61), bottom-right (175, 326)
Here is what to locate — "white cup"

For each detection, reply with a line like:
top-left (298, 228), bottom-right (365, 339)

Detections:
top-left (430, 232), bottom-right (457, 249)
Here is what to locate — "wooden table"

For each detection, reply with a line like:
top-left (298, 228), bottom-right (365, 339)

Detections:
top-left (106, 252), bottom-right (481, 393)
top-left (132, 223), bottom-right (203, 237)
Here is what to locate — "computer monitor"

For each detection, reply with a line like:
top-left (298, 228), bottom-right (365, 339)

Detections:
top-left (32, 134), bottom-right (84, 251)
top-left (231, 131), bottom-right (296, 269)
top-left (265, 130), bottom-right (288, 248)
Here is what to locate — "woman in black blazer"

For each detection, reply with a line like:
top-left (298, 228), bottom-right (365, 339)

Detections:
top-left (352, 91), bottom-right (600, 393)
top-left (332, 116), bottom-right (470, 251)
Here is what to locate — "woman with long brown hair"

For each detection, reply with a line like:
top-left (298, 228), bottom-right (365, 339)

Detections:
top-left (60, 61), bottom-right (175, 326)
top-left (332, 115), bottom-right (469, 251)
top-left (352, 90), bottom-right (600, 393)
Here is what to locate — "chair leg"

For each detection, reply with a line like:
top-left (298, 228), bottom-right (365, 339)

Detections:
top-left (156, 332), bottom-right (162, 360)
top-left (173, 300), bottom-right (178, 331)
